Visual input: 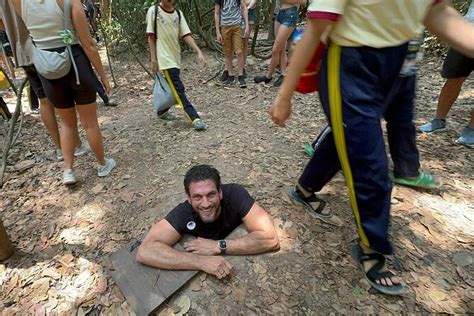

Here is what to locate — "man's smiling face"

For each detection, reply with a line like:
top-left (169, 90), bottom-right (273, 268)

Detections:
top-left (187, 179), bottom-right (223, 223)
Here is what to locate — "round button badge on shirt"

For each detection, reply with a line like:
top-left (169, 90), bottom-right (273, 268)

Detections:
top-left (186, 221), bottom-right (196, 230)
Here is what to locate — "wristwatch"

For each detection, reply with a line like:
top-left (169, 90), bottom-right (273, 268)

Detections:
top-left (218, 240), bottom-right (227, 254)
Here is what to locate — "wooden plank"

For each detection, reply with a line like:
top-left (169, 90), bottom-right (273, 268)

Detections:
top-left (110, 238), bottom-right (199, 316)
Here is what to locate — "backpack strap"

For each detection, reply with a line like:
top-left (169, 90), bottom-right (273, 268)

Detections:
top-left (153, 4), bottom-right (159, 44)
top-left (64, 0), bottom-right (80, 85)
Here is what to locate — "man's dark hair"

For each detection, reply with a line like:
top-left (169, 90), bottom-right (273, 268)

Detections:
top-left (184, 165), bottom-right (221, 195)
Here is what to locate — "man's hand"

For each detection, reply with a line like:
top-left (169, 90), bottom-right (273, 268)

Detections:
top-left (269, 92), bottom-right (292, 127)
top-left (199, 256), bottom-right (234, 279)
top-left (184, 237), bottom-right (219, 255)
top-left (151, 60), bottom-right (158, 75)
top-left (101, 76), bottom-right (111, 95)
top-left (197, 51), bottom-right (207, 66)
top-left (244, 26), bottom-right (250, 39)
top-left (216, 32), bottom-right (223, 44)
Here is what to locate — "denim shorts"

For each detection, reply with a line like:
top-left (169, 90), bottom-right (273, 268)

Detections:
top-left (241, 8), bottom-right (256, 34)
top-left (276, 6), bottom-right (298, 28)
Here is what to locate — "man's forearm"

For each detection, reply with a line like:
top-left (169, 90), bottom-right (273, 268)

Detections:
top-left (425, 0), bottom-right (474, 58)
top-left (226, 231), bottom-right (279, 255)
top-left (136, 241), bottom-right (204, 271)
top-left (183, 35), bottom-right (201, 54)
top-left (242, 5), bottom-right (249, 29)
top-left (147, 36), bottom-right (157, 62)
top-left (214, 7), bottom-right (221, 36)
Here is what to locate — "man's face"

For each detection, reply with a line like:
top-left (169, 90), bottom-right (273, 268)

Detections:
top-left (187, 179), bottom-right (222, 223)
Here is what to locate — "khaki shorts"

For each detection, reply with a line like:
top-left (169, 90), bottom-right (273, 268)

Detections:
top-left (221, 25), bottom-right (243, 56)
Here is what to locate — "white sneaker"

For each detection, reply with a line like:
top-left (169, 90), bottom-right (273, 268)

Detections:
top-left (56, 149), bottom-right (64, 161)
top-left (63, 169), bottom-right (77, 185)
top-left (74, 141), bottom-right (91, 157)
top-left (97, 158), bottom-right (116, 177)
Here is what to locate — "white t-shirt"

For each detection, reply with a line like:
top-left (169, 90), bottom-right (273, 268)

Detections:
top-left (146, 5), bottom-right (191, 70)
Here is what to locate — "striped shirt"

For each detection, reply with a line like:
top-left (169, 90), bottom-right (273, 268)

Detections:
top-left (218, 0), bottom-right (242, 26)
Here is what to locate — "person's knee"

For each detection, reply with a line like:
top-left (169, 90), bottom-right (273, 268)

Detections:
top-left (235, 49), bottom-right (243, 56)
top-left (81, 117), bottom-right (99, 131)
top-left (271, 46), bottom-right (281, 58)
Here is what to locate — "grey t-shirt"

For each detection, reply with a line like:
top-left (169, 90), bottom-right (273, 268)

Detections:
top-left (217, 0), bottom-right (242, 26)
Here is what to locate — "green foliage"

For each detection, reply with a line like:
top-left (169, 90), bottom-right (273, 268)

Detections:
top-left (101, 0), bottom-right (276, 55)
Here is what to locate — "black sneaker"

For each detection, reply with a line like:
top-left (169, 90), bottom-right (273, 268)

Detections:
top-left (273, 74), bottom-right (284, 87)
top-left (219, 70), bottom-right (229, 82)
top-left (238, 75), bottom-right (247, 88)
top-left (243, 69), bottom-right (247, 79)
top-left (254, 74), bottom-right (272, 84)
top-left (224, 75), bottom-right (235, 85)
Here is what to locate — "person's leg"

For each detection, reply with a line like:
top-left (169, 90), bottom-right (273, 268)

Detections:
top-left (298, 126), bottom-right (340, 193)
top-left (56, 107), bottom-right (79, 170)
top-left (242, 26), bottom-right (251, 68)
top-left (29, 82), bottom-right (40, 111)
top-left (23, 66), bottom-right (64, 150)
top-left (75, 103), bottom-right (106, 165)
top-left (234, 26), bottom-right (244, 76)
top-left (319, 43), bottom-right (408, 291)
top-left (435, 77), bottom-right (466, 119)
top-left (222, 27), bottom-right (234, 77)
top-left (419, 49), bottom-right (471, 133)
top-left (39, 98), bottom-right (62, 149)
top-left (266, 25), bottom-right (294, 79)
top-left (385, 76), bottom-right (420, 179)
top-left (163, 68), bottom-right (202, 126)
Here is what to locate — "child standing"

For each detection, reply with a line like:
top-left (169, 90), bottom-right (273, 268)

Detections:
top-left (215, 0), bottom-right (249, 88)
top-left (146, 0), bottom-right (207, 130)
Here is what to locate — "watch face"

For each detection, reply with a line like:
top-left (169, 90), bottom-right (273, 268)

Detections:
top-left (219, 240), bottom-right (227, 249)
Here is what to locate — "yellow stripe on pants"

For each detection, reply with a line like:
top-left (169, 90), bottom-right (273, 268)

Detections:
top-left (162, 69), bottom-right (193, 123)
top-left (327, 43), bottom-right (370, 248)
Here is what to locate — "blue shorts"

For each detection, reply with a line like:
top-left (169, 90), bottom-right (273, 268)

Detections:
top-left (248, 8), bottom-right (256, 24)
top-left (241, 8), bottom-right (256, 35)
top-left (276, 6), bottom-right (298, 28)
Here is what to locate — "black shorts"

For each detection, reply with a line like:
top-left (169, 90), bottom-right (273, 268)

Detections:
top-left (38, 45), bottom-right (97, 109)
top-left (22, 65), bottom-right (47, 99)
top-left (441, 48), bottom-right (474, 79)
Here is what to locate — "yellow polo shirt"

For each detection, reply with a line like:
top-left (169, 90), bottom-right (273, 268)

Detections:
top-left (308, 0), bottom-right (438, 47)
top-left (146, 5), bottom-right (192, 69)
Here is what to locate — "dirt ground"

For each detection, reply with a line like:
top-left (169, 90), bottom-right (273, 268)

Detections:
top-left (0, 50), bottom-right (473, 315)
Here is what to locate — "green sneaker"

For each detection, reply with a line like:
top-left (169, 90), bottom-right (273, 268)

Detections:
top-left (192, 119), bottom-right (207, 131)
top-left (389, 171), bottom-right (441, 189)
top-left (304, 144), bottom-right (315, 157)
top-left (158, 112), bottom-right (176, 121)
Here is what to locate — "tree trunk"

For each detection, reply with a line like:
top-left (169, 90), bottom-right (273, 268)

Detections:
top-left (0, 219), bottom-right (14, 261)
top-left (267, 1), bottom-right (276, 41)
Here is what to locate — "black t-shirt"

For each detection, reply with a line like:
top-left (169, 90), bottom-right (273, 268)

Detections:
top-left (165, 183), bottom-right (254, 240)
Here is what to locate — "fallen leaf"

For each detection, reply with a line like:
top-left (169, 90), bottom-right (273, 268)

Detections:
top-left (428, 289), bottom-right (447, 302)
top-left (174, 295), bottom-right (191, 316)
